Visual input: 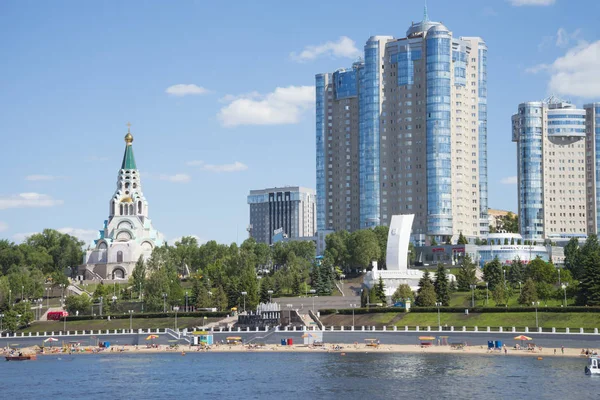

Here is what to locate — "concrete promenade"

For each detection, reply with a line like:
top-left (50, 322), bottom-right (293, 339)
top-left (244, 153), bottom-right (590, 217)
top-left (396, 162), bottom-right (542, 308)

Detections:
top-left (2, 327), bottom-right (600, 350)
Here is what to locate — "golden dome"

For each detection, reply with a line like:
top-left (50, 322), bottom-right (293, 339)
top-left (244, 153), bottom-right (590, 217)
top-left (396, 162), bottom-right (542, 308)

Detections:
top-left (121, 196), bottom-right (133, 203)
top-left (124, 131), bottom-right (134, 144)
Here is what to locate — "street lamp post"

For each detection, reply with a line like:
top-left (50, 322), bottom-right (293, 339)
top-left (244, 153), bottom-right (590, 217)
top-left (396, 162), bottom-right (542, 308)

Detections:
top-left (0, 313), bottom-right (4, 331)
top-left (435, 302), bottom-right (442, 328)
top-left (470, 285), bottom-right (476, 308)
top-left (241, 292), bottom-right (247, 313)
top-left (8, 289), bottom-right (11, 307)
top-left (532, 301), bottom-right (540, 328)
top-left (562, 283), bottom-right (569, 307)
top-left (128, 310), bottom-right (134, 332)
top-left (185, 292), bottom-right (188, 312)
top-left (485, 282), bottom-right (489, 306)
top-left (309, 289), bottom-right (316, 312)
top-left (173, 306), bottom-right (180, 331)
top-left (519, 281), bottom-right (522, 296)
top-left (21, 285), bottom-right (24, 302)
top-left (350, 304), bottom-right (356, 327)
top-left (63, 313), bottom-right (67, 334)
top-left (162, 293), bottom-right (167, 313)
top-left (340, 274), bottom-right (345, 295)
top-left (558, 269), bottom-right (561, 286)
top-left (99, 296), bottom-right (103, 316)
top-left (267, 290), bottom-right (273, 303)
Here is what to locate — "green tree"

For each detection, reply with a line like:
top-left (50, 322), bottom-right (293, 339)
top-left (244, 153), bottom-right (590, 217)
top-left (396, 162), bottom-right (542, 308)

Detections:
top-left (324, 231), bottom-right (351, 272)
top-left (360, 287), bottom-right (369, 307)
top-left (526, 257), bottom-right (557, 284)
top-left (457, 232), bottom-right (468, 245)
top-left (508, 257), bottom-right (525, 286)
top-left (430, 237), bottom-right (438, 246)
top-left (564, 237), bottom-right (583, 280)
top-left (434, 264), bottom-right (450, 306)
top-left (456, 254), bottom-right (477, 291)
top-left (415, 279), bottom-right (437, 307)
top-left (518, 278), bottom-right (538, 305)
top-left (483, 257), bottom-right (503, 290)
top-left (391, 284), bottom-right (414, 303)
top-left (372, 226), bottom-right (389, 268)
top-left (577, 235), bottom-right (600, 305)
top-left (491, 285), bottom-right (508, 306)
top-left (130, 256), bottom-right (146, 297)
top-left (214, 285), bottom-right (229, 311)
top-left (259, 276), bottom-right (273, 303)
top-left (374, 276), bottom-right (386, 305)
top-left (349, 230), bottom-right (380, 269)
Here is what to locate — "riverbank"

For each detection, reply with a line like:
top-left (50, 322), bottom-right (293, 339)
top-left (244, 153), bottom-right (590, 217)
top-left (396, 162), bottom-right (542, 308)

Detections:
top-left (6, 343), bottom-right (592, 358)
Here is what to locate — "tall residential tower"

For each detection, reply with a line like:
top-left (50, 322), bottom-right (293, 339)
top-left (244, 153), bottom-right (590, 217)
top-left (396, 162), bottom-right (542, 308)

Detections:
top-left (511, 97), bottom-right (600, 240)
top-left (316, 10), bottom-right (488, 244)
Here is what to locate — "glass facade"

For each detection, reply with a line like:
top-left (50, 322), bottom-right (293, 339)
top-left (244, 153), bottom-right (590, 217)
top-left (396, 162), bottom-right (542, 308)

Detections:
top-left (315, 74), bottom-right (327, 231)
top-left (359, 38), bottom-right (382, 228)
top-left (426, 28), bottom-right (453, 236)
top-left (478, 43), bottom-right (489, 228)
top-left (452, 49), bottom-right (467, 86)
top-left (596, 110), bottom-right (600, 234)
top-left (393, 48), bottom-right (422, 86)
top-left (516, 103), bottom-right (544, 239)
top-left (333, 69), bottom-right (358, 100)
top-left (546, 112), bottom-right (586, 136)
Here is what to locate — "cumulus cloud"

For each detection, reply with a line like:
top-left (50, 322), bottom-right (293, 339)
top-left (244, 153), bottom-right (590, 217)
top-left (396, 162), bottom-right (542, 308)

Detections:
top-left (57, 227), bottom-right (99, 244)
top-left (0, 193), bottom-right (63, 210)
top-left (218, 86), bottom-right (315, 127)
top-left (508, 0), bottom-right (555, 6)
top-left (25, 175), bottom-right (67, 181)
top-left (501, 176), bottom-right (518, 185)
top-left (169, 234), bottom-right (207, 245)
top-left (186, 160), bottom-right (248, 172)
top-left (165, 84), bottom-right (210, 97)
top-left (290, 36), bottom-right (360, 62)
top-left (529, 40), bottom-right (600, 98)
top-left (157, 174), bottom-right (191, 183)
top-left (556, 28), bottom-right (582, 47)
top-left (0, 221), bottom-right (8, 232)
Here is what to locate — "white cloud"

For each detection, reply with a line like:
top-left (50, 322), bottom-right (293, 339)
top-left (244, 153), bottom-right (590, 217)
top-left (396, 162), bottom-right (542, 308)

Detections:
top-left (57, 227), bottom-right (99, 244)
top-left (165, 84), bottom-right (210, 97)
top-left (169, 234), bottom-right (207, 245)
top-left (158, 174), bottom-right (191, 183)
top-left (187, 160), bottom-right (248, 172)
top-left (0, 193), bottom-right (63, 210)
top-left (0, 221), bottom-right (8, 232)
top-left (508, 0), bottom-right (555, 6)
top-left (12, 232), bottom-right (36, 243)
top-left (25, 175), bottom-right (67, 181)
top-left (556, 28), bottom-right (581, 47)
top-left (534, 40), bottom-right (600, 98)
top-left (501, 176), bottom-right (518, 185)
top-left (525, 63), bottom-right (550, 73)
top-left (290, 36), bottom-right (360, 62)
top-left (218, 85), bottom-right (315, 127)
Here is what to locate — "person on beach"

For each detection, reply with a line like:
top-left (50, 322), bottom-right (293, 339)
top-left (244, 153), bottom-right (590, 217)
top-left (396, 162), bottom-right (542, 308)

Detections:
top-left (561, 346), bottom-right (564, 354)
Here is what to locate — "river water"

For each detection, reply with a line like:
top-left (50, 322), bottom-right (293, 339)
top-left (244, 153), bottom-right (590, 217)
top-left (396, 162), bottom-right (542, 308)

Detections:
top-left (1, 352), bottom-right (597, 399)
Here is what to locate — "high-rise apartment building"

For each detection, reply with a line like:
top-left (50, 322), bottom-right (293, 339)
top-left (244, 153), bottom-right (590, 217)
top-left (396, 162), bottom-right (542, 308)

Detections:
top-left (585, 102), bottom-right (600, 235)
top-left (316, 10), bottom-right (488, 244)
top-left (511, 97), bottom-right (591, 240)
top-left (247, 187), bottom-right (316, 245)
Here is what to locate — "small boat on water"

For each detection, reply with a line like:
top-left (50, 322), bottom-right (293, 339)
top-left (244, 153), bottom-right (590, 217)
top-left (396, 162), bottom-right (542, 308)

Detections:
top-left (585, 356), bottom-right (600, 375)
top-left (5, 354), bottom-right (37, 361)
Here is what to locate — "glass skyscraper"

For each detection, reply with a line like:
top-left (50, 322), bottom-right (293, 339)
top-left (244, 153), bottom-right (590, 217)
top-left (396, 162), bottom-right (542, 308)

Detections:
top-left (315, 10), bottom-right (488, 244)
top-left (512, 97), bottom-right (592, 240)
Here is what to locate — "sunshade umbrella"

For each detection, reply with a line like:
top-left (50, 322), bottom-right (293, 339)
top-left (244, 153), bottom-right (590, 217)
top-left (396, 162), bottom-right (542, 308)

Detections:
top-left (513, 335), bottom-right (532, 341)
top-left (301, 333), bottom-right (313, 338)
top-left (44, 337), bottom-right (59, 347)
top-left (145, 335), bottom-right (159, 340)
top-left (418, 336), bottom-right (436, 341)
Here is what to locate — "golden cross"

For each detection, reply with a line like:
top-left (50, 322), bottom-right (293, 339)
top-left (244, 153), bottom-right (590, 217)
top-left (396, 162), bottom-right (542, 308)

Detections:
top-left (126, 122), bottom-right (132, 131)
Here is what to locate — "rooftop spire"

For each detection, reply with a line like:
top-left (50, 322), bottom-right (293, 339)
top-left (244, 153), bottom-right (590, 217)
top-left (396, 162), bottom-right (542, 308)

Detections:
top-left (121, 123), bottom-right (137, 170)
top-left (423, 1), bottom-right (429, 22)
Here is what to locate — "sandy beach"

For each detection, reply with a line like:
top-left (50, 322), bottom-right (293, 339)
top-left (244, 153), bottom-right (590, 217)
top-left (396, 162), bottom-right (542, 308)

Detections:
top-left (5, 343), bottom-right (592, 358)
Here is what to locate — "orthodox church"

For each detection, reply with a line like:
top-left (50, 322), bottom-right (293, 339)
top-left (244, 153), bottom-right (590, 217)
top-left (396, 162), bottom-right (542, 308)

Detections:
top-left (79, 127), bottom-right (164, 280)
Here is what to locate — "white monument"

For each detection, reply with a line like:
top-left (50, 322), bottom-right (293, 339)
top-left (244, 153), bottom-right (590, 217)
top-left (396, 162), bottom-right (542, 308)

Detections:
top-left (79, 127), bottom-right (165, 280)
top-left (364, 214), bottom-right (423, 296)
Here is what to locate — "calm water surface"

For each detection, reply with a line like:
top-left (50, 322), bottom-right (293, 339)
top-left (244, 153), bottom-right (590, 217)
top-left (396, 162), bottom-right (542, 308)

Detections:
top-left (0, 352), bottom-right (597, 399)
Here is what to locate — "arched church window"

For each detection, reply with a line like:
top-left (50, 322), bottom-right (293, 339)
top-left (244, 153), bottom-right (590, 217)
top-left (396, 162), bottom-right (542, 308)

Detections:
top-left (138, 201), bottom-right (142, 214)
top-left (125, 182), bottom-right (130, 189)
top-left (117, 251), bottom-right (123, 263)
top-left (133, 183), bottom-right (137, 188)
top-left (111, 202), bottom-right (115, 215)
top-left (120, 204), bottom-right (123, 215)
top-left (129, 204), bottom-right (134, 215)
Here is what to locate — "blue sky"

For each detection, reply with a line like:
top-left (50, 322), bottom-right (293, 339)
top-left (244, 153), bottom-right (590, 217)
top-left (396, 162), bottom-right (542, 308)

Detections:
top-left (1, 0), bottom-right (599, 246)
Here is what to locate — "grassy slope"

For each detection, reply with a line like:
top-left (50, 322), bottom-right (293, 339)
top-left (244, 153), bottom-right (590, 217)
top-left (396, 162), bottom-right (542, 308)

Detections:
top-left (320, 312), bottom-right (600, 329)
top-left (17, 317), bottom-right (222, 333)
